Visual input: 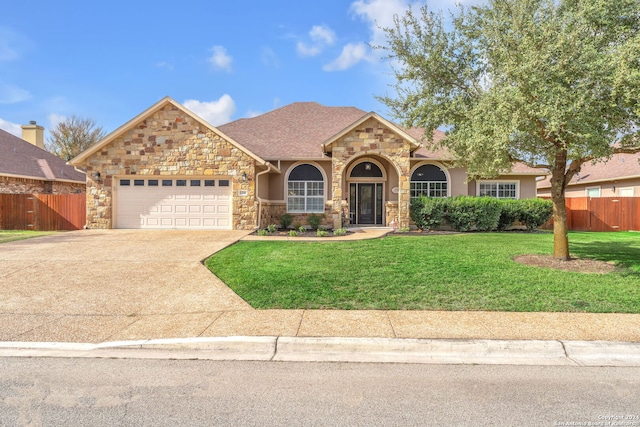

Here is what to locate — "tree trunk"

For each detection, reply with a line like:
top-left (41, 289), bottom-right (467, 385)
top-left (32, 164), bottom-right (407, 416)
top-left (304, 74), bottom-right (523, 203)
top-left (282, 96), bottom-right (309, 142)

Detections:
top-left (550, 151), bottom-right (570, 261)
top-left (550, 190), bottom-right (570, 260)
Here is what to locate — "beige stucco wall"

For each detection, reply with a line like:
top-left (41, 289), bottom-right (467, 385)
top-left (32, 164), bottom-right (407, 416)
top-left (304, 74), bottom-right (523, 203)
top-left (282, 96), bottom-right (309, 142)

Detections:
top-left (538, 178), bottom-right (640, 198)
top-left (82, 103), bottom-right (257, 229)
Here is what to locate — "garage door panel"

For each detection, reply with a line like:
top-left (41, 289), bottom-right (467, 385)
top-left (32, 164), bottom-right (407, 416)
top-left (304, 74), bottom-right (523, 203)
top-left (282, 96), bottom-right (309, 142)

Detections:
top-left (116, 177), bottom-right (232, 230)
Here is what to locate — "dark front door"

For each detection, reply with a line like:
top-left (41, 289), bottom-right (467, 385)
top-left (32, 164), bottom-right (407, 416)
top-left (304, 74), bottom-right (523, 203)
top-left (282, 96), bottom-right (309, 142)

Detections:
top-left (350, 183), bottom-right (383, 225)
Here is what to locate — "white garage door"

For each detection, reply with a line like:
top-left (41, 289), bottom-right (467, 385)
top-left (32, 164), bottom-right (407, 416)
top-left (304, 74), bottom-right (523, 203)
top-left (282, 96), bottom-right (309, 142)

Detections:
top-left (115, 177), bottom-right (232, 229)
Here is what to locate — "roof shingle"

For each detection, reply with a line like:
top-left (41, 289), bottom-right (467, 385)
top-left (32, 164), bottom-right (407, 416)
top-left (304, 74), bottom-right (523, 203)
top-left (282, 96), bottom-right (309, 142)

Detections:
top-left (0, 129), bottom-right (85, 182)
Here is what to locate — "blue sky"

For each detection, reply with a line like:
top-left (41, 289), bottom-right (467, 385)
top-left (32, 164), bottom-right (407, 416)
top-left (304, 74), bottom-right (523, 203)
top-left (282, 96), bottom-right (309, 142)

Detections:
top-left (0, 0), bottom-right (479, 140)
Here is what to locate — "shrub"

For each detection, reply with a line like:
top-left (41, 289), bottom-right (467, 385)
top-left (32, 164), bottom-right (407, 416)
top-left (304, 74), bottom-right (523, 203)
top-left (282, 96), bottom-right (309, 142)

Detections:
top-left (298, 225), bottom-right (307, 234)
top-left (473, 197), bottom-right (501, 231)
top-left (445, 197), bottom-right (477, 232)
top-left (257, 229), bottom-right (269, 236)
top-left (443, 196), bottom-right (502, 232)
top-left (266, 223), bottom-right (278, 233)
top-left (333, 228), bottom-right (347, 236)
top-left (398, 227), bottom-right (411, 233)
top-left (410, 196), bottom-right (448, 231)
top-left (497, 199), bottom-right (520, 231)
top-left (279, 214), bottom-right (293, 229)
top-left (288, 230), bottom-right (298, 237)
top-left (518, 198), bottom-right (553, 231)
top-left (308, 213), bottom-right (323, 230)
top-left (316, 230), bottom-right (329, 237)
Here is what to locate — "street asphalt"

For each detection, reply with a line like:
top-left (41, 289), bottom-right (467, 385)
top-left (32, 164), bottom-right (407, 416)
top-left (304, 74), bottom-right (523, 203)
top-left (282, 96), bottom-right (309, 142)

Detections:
top-left (0, 228), bottom-right (638, 366)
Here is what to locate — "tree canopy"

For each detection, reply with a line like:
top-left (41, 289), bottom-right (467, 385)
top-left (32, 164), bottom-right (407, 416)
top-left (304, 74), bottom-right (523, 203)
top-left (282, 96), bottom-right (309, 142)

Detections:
top-left (46, 115), bottom-right (106, 161)
top-left (379, 0), bottom-right (640, 259)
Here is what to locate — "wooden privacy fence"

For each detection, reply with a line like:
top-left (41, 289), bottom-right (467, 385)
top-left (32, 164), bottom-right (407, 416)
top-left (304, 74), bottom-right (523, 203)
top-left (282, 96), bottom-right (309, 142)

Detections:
top-left (543, 197), bottom-right (640, 232)
top-left (0, 193), bottom-right (86, 231)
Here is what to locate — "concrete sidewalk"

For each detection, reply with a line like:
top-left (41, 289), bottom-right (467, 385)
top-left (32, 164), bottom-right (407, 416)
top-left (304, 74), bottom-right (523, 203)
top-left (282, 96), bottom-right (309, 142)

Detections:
top-left (1, 228), bottom-right (639, 366)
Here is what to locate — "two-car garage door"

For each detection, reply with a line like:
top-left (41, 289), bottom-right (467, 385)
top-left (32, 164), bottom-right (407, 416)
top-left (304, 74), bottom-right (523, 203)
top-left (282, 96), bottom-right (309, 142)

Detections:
top-left (115, 177), bottom-right (232, 229)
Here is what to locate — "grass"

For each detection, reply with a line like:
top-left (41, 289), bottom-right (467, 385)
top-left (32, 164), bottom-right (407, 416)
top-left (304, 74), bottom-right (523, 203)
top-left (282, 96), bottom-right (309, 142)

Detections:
top-left (0, 230), bottom-right (54, 244)
top-left (205, 232), bottom-right (640, 313)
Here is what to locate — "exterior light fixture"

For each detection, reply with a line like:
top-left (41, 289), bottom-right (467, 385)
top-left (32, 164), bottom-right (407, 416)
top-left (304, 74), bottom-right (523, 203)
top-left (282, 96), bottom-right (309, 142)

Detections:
top-left (242, 172), bottom-right (247, 181)
top-left (365, 163), bottom-right (372, 170)
top-left (93, 172), bottom-right (101, 180)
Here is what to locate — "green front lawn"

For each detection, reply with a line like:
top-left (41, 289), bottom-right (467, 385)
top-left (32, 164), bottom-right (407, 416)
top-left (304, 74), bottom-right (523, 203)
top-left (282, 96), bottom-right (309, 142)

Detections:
top-left (205, 232), bottom-right (640, 313)
top-left (0, 230), bottom-right (54, 244)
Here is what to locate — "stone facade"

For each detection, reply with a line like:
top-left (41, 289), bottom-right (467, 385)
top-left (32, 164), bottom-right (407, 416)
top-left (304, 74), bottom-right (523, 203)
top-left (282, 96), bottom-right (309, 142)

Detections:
top-left (84, 104), bottom-right (257, 229)
top-left (0, 176), bottom-right (85, 194)
top-left (329, 118), bottom-right (413, 229)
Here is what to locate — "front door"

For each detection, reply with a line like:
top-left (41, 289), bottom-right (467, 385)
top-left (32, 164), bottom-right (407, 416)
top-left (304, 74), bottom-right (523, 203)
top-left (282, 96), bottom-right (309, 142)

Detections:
top-left (350, 183), bottom-right (383, 225)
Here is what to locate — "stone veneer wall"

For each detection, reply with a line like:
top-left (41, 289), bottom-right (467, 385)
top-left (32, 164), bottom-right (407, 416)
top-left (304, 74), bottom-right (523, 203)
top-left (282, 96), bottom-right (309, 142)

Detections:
top-left (0, 176), bottom-right (85, 194)
top-left (262, 202), bottom-right (333, 229)
top-left (84, 104), bottom-right (257, 229)
top-left (330, 118), bottom-right (412, 229)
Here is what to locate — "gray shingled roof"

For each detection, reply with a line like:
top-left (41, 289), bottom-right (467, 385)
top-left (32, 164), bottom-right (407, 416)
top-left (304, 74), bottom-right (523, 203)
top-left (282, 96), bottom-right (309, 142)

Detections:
top-left (0, 129), bottom-right (85, 182)
top-left (218, 102), bottom-right (368, 159)
top-left (538, 151), bottom-right (640, 188)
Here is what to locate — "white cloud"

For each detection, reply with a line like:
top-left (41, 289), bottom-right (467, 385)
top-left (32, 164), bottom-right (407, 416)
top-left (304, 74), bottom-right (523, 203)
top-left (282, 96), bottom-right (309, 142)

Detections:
top-left (0, 118), bottom-right (21, 136)
top-left (183, 94), bottom-right (236, 126)
top-left (351, 0), bottom-right (414, 46)
top-left (0, 80), bottom-right (31, 104)
top-left (297, 25), bottom-right (336, 57)
top-left (48, 113), bottom-right (66, 130)
top-left (208, 45), bottom-right (233, 72)
top-left (323, 42), bottom-right (373, 71)
top-left (309, 25), bottom-right (336, 45)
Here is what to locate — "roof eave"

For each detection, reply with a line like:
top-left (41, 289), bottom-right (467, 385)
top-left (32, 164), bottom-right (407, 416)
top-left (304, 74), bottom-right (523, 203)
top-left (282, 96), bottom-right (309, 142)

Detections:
top-left (69, 96), bottom-right (269, 167)
top-left (321, 112), bottom-right (420, 152)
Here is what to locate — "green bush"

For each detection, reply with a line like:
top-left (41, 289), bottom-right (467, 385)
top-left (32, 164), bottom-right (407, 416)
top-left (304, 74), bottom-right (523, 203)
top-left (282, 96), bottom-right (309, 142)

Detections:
top-left (288, 230), bottom-right (298, 237)
top-left (473, 197), bottom-right (502, 231)
top-left (316, 230), bottom-right (329, 237)
top-left (497, 199), bottom-right (520, 231)
top-left (279, 214), bottom-right (293, 229)
top-left (446, 197), bottom-right (477, 231)
top-left (308, 213), bottom-right (323, 230)
top-left (410, 196), bottom-right (448, 231)
top-left (333, 228), bottom-right (347, 236)
top-left (298, 225), bottom-right (307, 234)
top-left (266, 223), bottom-right (278, 233)
top-left (518, 198), bottom-right (553, 231)
top-left (257, 229), bottom-right (269, 236)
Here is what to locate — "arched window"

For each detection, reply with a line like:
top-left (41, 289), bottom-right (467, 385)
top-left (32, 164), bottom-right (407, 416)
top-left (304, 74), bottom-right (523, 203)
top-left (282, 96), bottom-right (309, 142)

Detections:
top-left (350, 161), bottom-right (383, 178)
top-left (287, 164), bottom-right (325, 213)
top-left (410, 164), bottom-right (448, 198)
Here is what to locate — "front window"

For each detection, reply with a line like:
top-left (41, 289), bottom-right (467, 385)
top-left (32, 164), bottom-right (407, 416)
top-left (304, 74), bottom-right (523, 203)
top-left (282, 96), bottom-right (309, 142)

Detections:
top-left (410, 164), bottom-right (448, 198)
top-left (586, 187), bottom-right (601, 198)
top-left (287, 164), bottom-right (325, 213)
top-left (479, 182), bottom-right (518, 199)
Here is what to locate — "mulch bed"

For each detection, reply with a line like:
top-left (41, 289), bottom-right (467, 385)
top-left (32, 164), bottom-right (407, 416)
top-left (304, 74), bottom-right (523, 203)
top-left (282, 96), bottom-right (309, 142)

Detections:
top-left (514, 254), bottom-right (617, 274)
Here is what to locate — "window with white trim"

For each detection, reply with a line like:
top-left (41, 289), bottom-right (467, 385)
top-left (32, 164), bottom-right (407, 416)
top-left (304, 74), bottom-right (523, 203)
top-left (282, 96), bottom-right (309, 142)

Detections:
top-left (410, 164), bottom-right (448, 198)
top-left (287, 164), bottom-right (325, 213)
top-left (478, 182), bottom-right (518, 199)
top-left (586, 187), bottom-right (601, 197)
top-left (619, 187), bottom-right (634, 197)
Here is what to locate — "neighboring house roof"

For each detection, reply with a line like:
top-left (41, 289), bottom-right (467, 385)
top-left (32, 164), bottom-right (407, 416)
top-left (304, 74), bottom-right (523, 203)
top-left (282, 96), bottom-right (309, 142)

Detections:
top-left (0, 128), bottom-right (85, 183)
top-left (537, 152), bottom-right (640, 188)
top-left (69, 97), bottom-right (269, 167)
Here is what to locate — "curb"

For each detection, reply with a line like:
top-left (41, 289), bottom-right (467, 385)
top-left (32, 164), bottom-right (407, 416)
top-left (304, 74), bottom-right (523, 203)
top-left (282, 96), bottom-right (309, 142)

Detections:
top-left (1, 338), bottom-right (639, 366)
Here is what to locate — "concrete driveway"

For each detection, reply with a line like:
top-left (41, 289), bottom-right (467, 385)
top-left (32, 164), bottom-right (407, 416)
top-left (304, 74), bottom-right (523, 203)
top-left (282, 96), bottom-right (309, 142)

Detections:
top-left (0, 230), bottom-right (252, 342)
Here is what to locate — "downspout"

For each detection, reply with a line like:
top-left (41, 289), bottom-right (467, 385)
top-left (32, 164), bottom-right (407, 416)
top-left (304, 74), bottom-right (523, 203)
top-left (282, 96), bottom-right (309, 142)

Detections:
top-left (254, 162), bottom-right (272, 229)
top-left (72, 165), bottom-right (90, 229)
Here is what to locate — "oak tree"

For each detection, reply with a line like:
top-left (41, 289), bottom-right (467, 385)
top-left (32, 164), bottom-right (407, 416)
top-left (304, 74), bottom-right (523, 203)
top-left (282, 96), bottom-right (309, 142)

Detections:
top-left (379, 0), bottom-right (640, 259)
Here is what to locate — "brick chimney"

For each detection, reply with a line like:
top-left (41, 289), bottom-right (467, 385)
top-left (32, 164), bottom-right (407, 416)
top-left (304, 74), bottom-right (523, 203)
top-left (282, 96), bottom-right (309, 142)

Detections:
top-left (21, 120), bottom-right (45, 149)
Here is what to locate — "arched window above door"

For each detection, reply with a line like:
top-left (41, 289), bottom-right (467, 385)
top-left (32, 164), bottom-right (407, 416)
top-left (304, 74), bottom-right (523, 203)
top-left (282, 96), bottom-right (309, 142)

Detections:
top-left (350, 161), bottom-right (383, 178)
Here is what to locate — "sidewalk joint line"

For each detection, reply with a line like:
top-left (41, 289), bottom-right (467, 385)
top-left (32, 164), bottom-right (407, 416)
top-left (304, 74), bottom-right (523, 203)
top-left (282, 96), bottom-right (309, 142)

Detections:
top-left (559, 340), bottom-right (581, 366)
